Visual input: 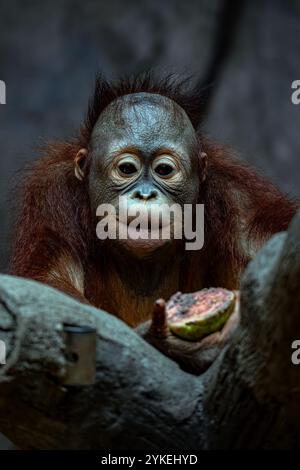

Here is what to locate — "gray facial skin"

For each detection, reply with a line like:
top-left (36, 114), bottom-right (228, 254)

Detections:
top-left (88, 92), bottom-right (200, 214)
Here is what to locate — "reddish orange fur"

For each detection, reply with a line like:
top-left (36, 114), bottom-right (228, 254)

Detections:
top-left (9, 74), bottom-right (298, 323)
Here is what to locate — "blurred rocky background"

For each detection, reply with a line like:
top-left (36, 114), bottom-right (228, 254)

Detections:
top-left (0, 0), bottom-right (299, 450)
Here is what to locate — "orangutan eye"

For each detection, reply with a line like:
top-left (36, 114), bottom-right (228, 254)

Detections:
top-left (118, 162), bottom-right (138, 175)
top-left (153, 157), bottom-right (178, 179)
top-left (116, 156), bottom-right (140, 177)
top-left (154, 163), bottom-right (174, 177)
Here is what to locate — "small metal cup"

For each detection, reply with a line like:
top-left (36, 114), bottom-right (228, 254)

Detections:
top-left (62, 324), bottom-right (97, 386)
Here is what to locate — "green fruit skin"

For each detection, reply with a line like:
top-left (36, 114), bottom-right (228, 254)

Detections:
top-left (169, 298), bottom-right (235, 341)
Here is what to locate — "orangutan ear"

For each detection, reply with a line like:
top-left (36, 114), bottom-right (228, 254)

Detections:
top-left (200, 152), bottom-right (208, 183)
top-left (74, 148), bottom-right (88, 181)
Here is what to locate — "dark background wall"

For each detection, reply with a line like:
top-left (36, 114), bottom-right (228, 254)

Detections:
top-left (0, 0), bottom-right (299, 274)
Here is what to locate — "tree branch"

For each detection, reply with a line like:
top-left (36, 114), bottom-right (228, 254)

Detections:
top-left (0, 211), bottom-right (300, 449)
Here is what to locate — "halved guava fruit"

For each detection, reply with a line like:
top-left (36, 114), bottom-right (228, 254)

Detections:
top-left (166, 288), bottom-right (236, 341)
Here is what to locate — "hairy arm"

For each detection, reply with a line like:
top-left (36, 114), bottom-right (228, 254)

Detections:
top-left (10, 143), bottom-right (92, 305)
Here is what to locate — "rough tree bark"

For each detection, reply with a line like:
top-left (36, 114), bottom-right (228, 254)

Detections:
top-left (0, 211), bottom-right (299, 450)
